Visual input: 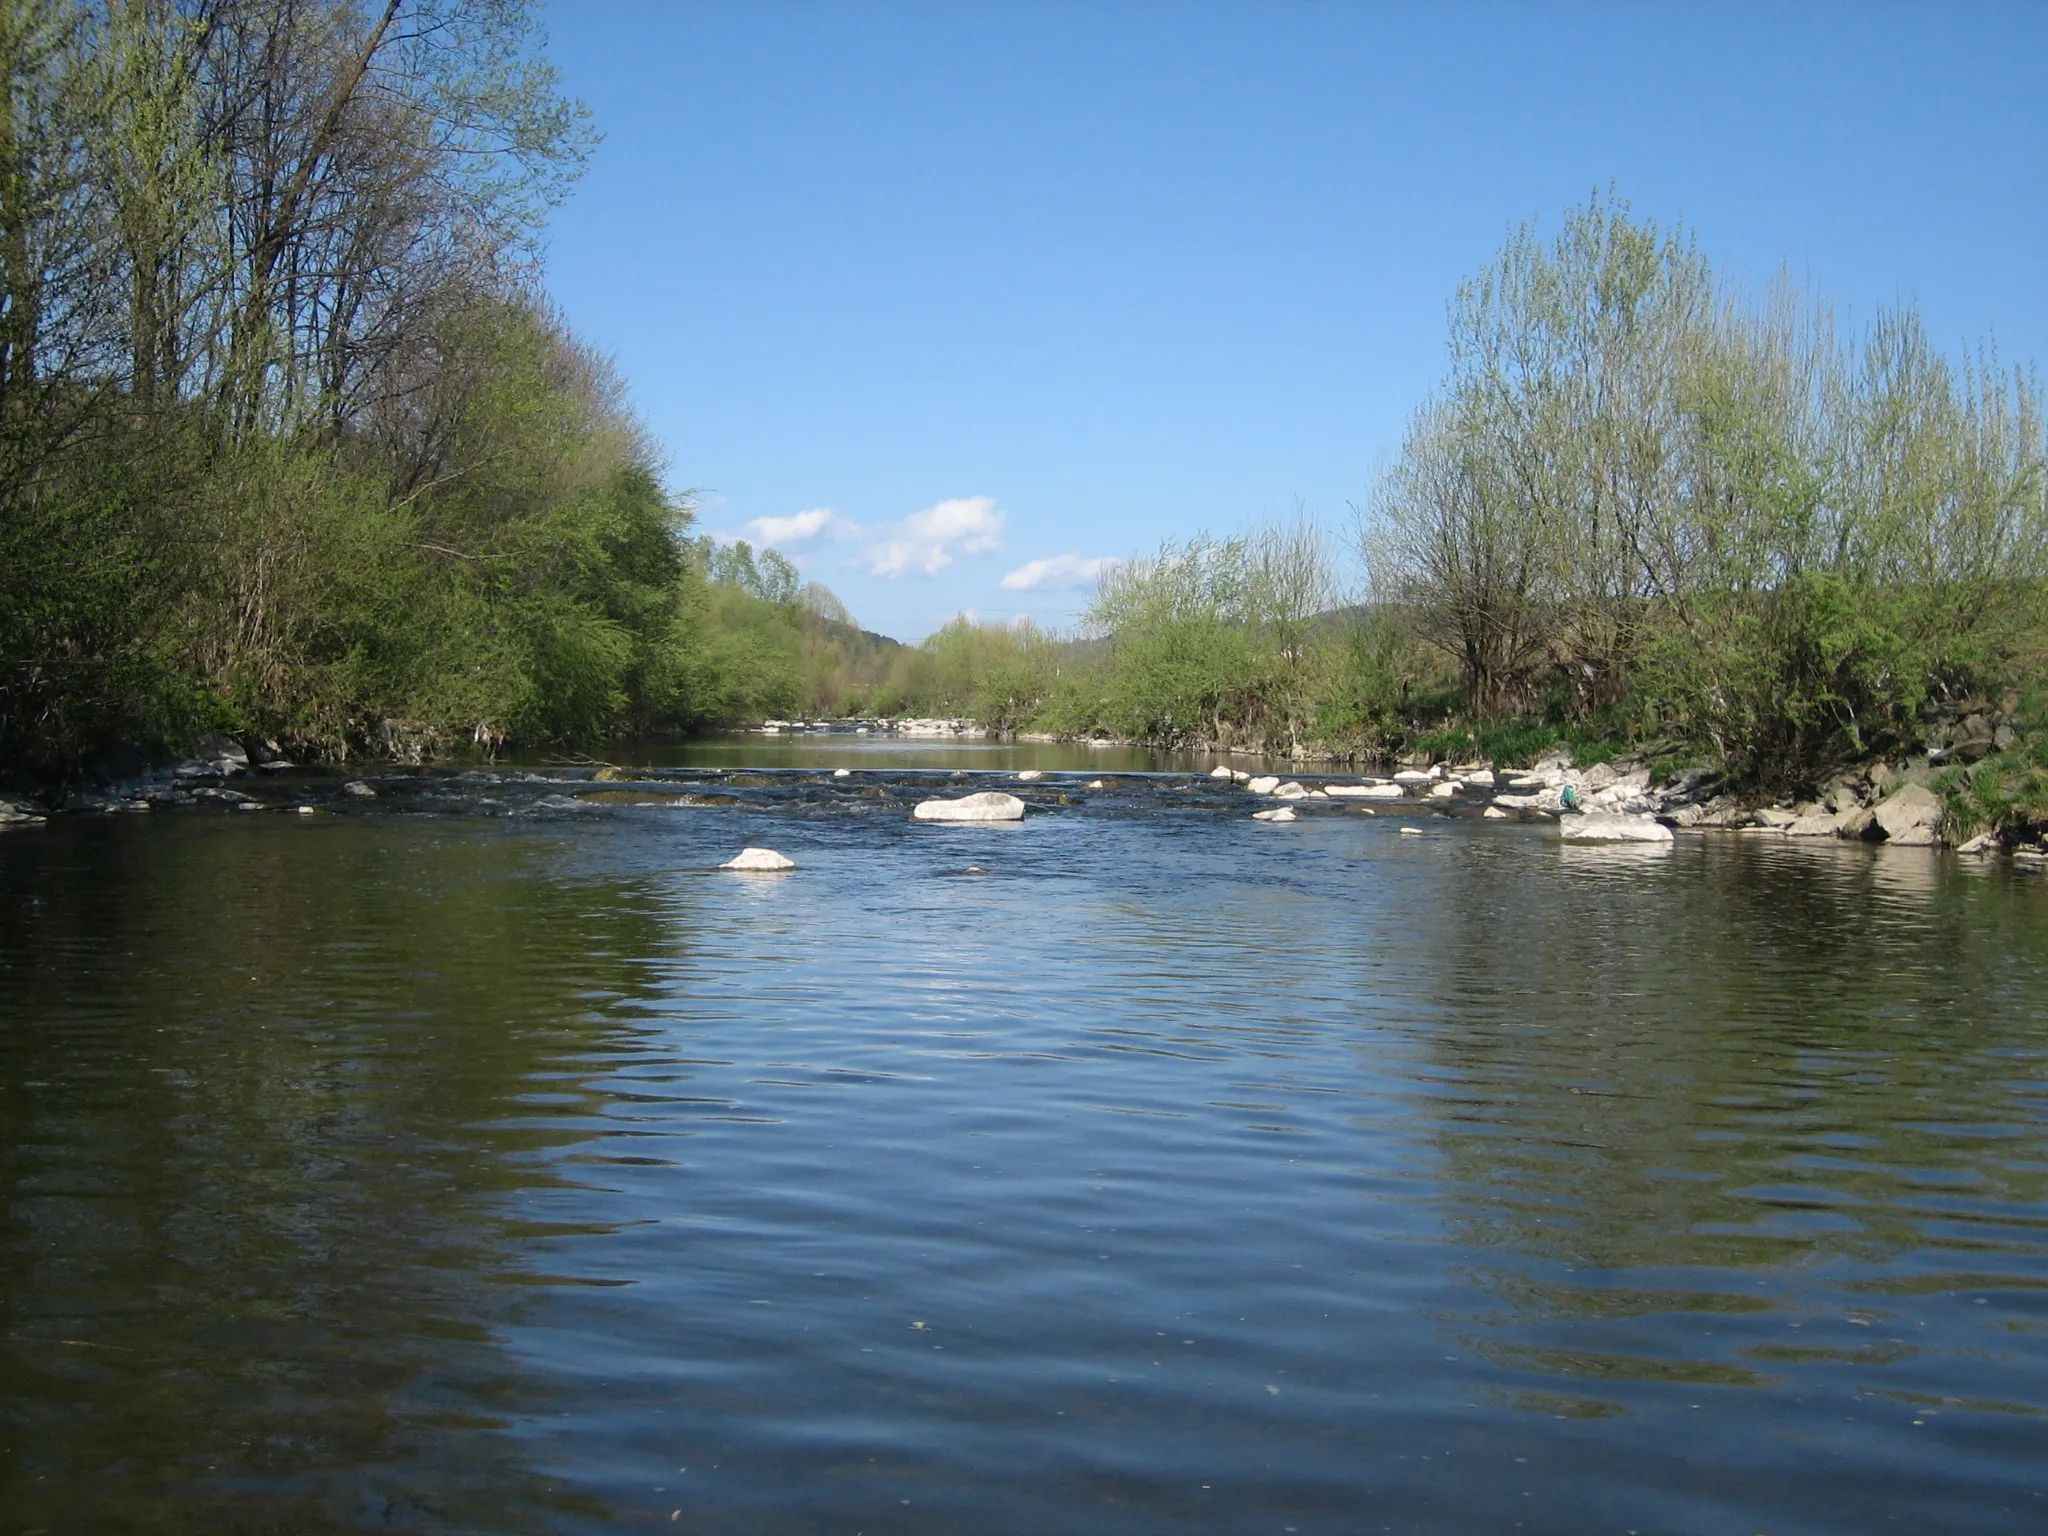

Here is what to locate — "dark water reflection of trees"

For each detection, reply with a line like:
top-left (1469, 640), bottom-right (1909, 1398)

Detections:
top-left (0, 819), bottom-right (670, 1532)
top-left (1413, 838), bottom-right (2048, 1409)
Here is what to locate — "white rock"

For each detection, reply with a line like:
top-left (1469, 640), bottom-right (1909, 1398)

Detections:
top-left (1326, 782), bottom-right (1405, 800)
top-left (1483, 805), bottom-right (1510, 819)
top-left (1307, 788), bottom-right (1328, 799)
top-left (1247, 776), bottom-right (1281, 794)
top-left (1872, 783), bottom-right (1944, 846)
top-left (344, 780), bottom-right (376, 797)
top-left (1231, 770), bottom-right (1252, 783)
top-left (914, 792), bottom-right (1027, 823)
top-left (1398, 826), bottom-right (1424, 836)
top-left (1785, 805), bottom-right (1859, 838)
top-left (1015, 769), bottom-right (1043, 781)
top-left (720, 847), bottom-right (796, 870)
top-left (1957, 831), bottom-right (1998, 855)
top-left (1393, 769), bottom-right (1432, 784)
top-left (1462, 769), bottom-right (1496, 787)
top-left (1086, 779), bottom-right (1106, 789)
top-left (833, 768), bottom-right (851, 777)
top-left (1251, 807), bottom-right (1297, 822)
top-left (1273, 781), bottom-right (1308, 800)
top-left (1494, 790), bottom-right (1563, 813)
top-left (1558, 814), bottom-right (1674, 844)
top-left (1427, 782), bottom-right (1456, 800)
top-left (1210, 765), bottom-right (1233, 779)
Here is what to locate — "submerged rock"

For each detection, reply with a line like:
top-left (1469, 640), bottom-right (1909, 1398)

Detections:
top-left (1559, 813), bottom-right (1674, 844)
top-left (720, 847), bottom-right (796, 871)
top-left (1251, 806), bottom-right (1297, 822)
top-left (914, 791), bottom-right (1027, 823)
top-left (344, 780), bottom-right (377, 798)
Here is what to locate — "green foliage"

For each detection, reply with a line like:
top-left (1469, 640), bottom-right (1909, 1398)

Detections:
top-left (1934, 694), bottom-right (2048, 842)
top-left (1369, 192), bottom-right (2048, 790)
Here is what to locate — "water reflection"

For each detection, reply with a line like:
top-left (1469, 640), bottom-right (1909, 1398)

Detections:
top-left (0, 818), bottom-right (666, 1530)
top-left (1420, 832), bottom-right (2048, 1516)
top-left (1, 796), bottom-right (2044, 1534)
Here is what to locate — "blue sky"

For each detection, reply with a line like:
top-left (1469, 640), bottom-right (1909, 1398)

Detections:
top-left (537, 1), bottom-right (2047, 641)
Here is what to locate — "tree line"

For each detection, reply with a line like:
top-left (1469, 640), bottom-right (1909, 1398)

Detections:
top-left (887, 196), bottom-right (2046, 811)
top-left (0, 0), bottom-right (872, 782)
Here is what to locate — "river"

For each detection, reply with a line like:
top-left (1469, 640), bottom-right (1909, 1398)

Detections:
top-left (2, 738), bottom-right (2044, 1533)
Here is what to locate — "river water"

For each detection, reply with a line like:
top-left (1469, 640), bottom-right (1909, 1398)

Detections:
top-left (3, 740), bottom-right (2045, 1533)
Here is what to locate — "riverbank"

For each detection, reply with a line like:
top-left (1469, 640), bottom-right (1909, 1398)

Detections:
top-left (7, 725), bottom-right (2044, 869)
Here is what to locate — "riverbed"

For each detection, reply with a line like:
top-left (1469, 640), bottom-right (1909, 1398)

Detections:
top-left (2, 740), bottom-right (2044, 1533)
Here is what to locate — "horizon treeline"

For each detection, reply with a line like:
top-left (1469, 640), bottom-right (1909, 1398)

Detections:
top-left (0, 0), bottom-right (870, 782)
top-left (886, 196), bottom-right (2048, 795)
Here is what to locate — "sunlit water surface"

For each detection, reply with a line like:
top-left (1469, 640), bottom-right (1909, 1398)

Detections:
top-left (3, 745), bottom-right (2045, 1533)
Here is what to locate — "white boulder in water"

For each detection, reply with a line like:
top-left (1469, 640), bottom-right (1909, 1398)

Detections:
top-left (1326, 782), bottom-right (1405, 800)
top-left (1558, 814), bottom-right (1673, 844)
top-left (1251, 806), bottom-right (1297, 822)
top-left (1273, 781), bottom-right (1308, 800)
top-left (914, 791), bottom-right (1027, 823)
top-left (1210, 765), bottom-right (1233, 779)
top-left (1247, 775), bottom-right (1281, 794)
top-left (1483, 805), bottom-right (1510, 819)
top-left (833, 768), bottom-right (851, 778)
top-left (1427, 781), bottom-right (1457, 800)
top-left (720, 847), bottom-right (797, 871)
top-left (1015, 769), bottom-right (1043, 781)
top-left (1393, 769), bottom-right (1432, 784)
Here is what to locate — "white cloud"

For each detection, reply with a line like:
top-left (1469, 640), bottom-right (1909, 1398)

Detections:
top-left (743, 506), bottom-right (861, 548)
top-left (858, 496), bottom-right (1006, 578)
top-left (999, 553), bottom-right (1112, 591)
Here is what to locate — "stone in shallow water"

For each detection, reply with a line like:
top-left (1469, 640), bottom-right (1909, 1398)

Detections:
top-left (1326, 783), bottom-right (1404, 800)
top-left (1209, 765), bottom-right (1233, 779)
top-left (1247, 775), bottom-right (1281, 794)
top-left (1559, 814), bottom-right (1673, 844)
top-left (834, 768), bottom-right (851, 777)
top-left (914, 792), bottom-right (1026, 823)
top-left (1251, 806), bottom-right (1297, 822)
top-left (1015, 769), bottom-right (1043, 781)
top-left (1273, 782), bottom-right (1308, 800)
top-left (1483, 805), bottom-right (1510, 819)
top-left (720, 847), bottom-right (796, 871)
